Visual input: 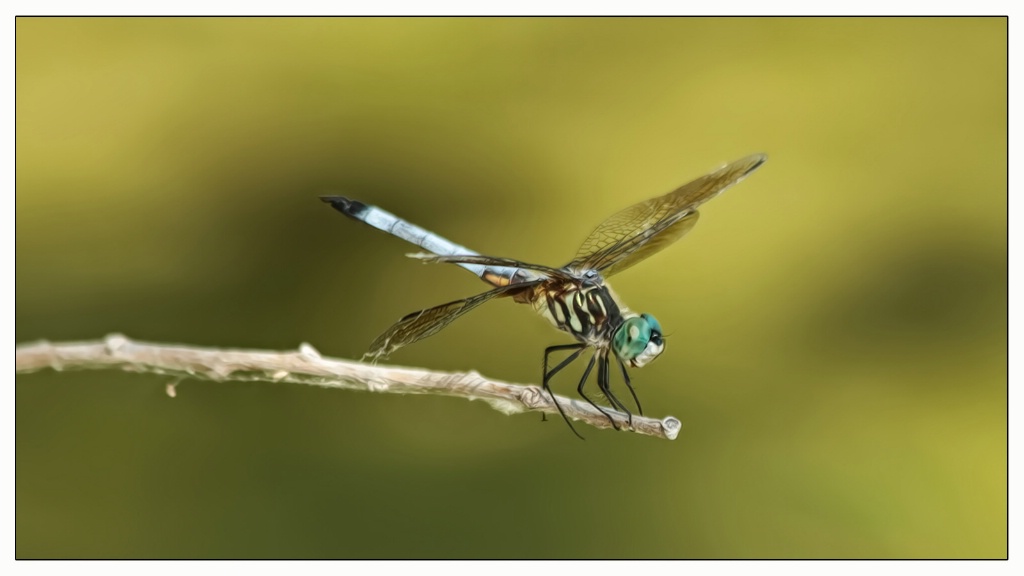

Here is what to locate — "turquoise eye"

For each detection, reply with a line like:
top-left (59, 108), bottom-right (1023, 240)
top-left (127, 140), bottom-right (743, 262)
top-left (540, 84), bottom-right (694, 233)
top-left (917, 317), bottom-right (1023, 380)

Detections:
top-left (613, 314), bottom-right (663, 363)
top-left (641, 313), bottom-right (662, 336)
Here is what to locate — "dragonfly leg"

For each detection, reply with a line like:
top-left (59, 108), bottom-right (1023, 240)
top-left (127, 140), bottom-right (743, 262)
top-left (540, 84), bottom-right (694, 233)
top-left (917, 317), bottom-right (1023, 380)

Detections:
top-left (542, 344), bottom-right (587, 440)
top-left (599, 355), bottom-right (633, 429)
top-left (578, 352), bottom-right (619, 431)
top-left (614, 354), bottom-right (644, 417)
top-left (543, 344), bottom-right (587, 375)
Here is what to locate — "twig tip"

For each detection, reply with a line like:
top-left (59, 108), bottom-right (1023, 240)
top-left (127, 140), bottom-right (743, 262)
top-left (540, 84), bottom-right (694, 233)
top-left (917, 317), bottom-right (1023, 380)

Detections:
top-left (662, 416), bottom-right (682, 440)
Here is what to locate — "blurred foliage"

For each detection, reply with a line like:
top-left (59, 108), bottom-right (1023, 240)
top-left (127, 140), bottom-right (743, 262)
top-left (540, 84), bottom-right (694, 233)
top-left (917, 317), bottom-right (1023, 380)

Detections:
top-left (16, 17), bottom-right (1005, 558)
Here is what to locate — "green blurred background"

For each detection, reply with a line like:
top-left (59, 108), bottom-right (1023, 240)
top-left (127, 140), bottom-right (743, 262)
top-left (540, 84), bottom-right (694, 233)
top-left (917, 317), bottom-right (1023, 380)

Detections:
top-left (15, 17), bottom-right (1006, 558)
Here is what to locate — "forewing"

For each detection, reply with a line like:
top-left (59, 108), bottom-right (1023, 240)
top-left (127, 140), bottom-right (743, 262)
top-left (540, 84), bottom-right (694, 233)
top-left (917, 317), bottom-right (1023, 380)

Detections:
top-left (568, 154), bottom-right (766, 276)
top-left (365, 280), bottom-right (542, 361)
top-left (596, 211), bottom-right (700, 278)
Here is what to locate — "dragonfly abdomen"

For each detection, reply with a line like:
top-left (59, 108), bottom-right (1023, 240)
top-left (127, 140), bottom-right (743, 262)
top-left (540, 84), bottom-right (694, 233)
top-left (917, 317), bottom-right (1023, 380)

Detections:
top-left (321, 196), bottom-right (526, 285)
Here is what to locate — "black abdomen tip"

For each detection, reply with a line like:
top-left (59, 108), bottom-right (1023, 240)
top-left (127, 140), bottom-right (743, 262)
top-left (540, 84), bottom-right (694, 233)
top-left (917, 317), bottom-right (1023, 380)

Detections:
top-left (320, 195), bottom-right (369, 218)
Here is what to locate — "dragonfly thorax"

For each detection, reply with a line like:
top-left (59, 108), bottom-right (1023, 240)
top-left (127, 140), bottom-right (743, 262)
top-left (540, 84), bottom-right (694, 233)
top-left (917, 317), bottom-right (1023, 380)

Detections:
top-left (534, 283), bottom-right (664, 368)
top-left (534, 283), bottom-right (625, 345)
top-left (612, 313), bottom-right (664, 368)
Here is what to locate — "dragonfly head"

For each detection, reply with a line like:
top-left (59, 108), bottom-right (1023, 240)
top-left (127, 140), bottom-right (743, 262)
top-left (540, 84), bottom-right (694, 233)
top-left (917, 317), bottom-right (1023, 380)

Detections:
top-left (612, 313), bottom-right (664, 368)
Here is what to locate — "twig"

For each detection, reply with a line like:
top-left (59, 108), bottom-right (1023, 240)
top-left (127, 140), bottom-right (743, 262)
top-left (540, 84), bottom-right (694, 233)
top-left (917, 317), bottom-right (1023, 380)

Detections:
top-left (15, 334), bottom-right (681, 440)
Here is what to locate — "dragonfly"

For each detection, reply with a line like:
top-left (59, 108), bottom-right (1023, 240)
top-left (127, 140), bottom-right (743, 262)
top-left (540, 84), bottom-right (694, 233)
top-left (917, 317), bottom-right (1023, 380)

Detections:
top-left (322, 153), bottom-right (767, 438)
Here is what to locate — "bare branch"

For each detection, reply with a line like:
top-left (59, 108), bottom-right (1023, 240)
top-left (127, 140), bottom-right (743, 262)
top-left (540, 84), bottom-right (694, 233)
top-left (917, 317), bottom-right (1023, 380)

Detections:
top-left (15, 334), bottom-right (681, 440)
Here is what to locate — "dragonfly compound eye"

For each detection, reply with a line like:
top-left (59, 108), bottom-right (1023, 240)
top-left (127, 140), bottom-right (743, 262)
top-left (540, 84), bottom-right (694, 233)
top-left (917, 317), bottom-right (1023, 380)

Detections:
top-left (613, 314), bottom-right (664, 367)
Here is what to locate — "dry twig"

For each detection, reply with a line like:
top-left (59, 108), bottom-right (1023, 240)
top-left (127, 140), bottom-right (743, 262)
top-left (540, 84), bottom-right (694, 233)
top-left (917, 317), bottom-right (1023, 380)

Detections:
top-left (15, 334), bottom-right (680, 440)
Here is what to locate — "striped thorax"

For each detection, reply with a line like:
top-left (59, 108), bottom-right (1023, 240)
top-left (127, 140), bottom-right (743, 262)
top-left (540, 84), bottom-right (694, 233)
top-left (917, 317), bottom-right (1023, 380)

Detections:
top-left (531, 281), bottom-right (664, 368)
top-left (533, 282), bottom-right (622, 345)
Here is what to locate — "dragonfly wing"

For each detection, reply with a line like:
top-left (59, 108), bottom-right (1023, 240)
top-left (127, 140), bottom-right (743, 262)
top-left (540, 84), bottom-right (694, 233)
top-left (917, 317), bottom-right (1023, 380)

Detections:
top-left (366, 280), bottom-right (543, 360)
top-left (596, 210), bottom-right (700, 278)
top-left (567, 154), bottom-right (766, 277)
top-left (407, 253), bottom-right (578, 282)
